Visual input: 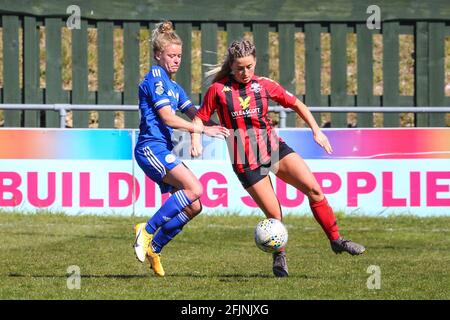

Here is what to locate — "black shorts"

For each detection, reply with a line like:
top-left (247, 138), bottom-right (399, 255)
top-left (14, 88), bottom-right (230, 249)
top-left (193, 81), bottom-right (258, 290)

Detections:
top-left (234, 141), bottom-right (295, 189)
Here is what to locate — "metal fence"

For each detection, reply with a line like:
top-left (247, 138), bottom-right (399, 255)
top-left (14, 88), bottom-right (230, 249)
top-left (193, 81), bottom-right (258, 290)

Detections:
top-left (1, 104), bottom-right (448, 128)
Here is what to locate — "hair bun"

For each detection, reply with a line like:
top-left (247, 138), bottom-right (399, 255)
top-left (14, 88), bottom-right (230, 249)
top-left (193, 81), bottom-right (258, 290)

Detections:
top-left (151, 20), bottom-right (182, 56)
top-left (158, 21), bottom-right (174, 34)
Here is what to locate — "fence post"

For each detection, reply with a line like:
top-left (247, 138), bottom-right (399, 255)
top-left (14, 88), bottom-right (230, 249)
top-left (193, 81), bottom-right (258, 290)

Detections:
top-left (72, 20), bottom-right (90, 128)
top-left (24, 16), bottom-right (41, 127)
top-left (305, 23), bottom-right (322, 126)
top-left (279, 23), bottom-right (297, 127)
top-left (382, 21), bottom-right (400, 127)
top-left (97, 21), bottom-right (116, 128)
top-left (330, 23), bottom-right (348, 128)
top-left (357, 24), bottom-right (375, 127)
top-left (428, 22), bottom-right (446, 127)
top-left (3, 15), bottom-right (22, 127)
top-left (45, 18), bottom-right (64, 127)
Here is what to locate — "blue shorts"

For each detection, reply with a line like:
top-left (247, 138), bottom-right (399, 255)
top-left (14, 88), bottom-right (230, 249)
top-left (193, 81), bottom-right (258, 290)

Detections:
top-left (135, 143), bottom-right (182, 194)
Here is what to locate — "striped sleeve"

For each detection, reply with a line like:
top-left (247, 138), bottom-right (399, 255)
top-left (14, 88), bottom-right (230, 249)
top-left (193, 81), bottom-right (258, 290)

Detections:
top-left (147, 70), bottom-right (172, 111)
top-left (176, 83), bottom-right (193, 112)
top-left (153, 98), bottom-right (171, 110)
top-left (196, 85), bottom-right (218, 122)
top-left (260, 77), bottom-right (297, 108)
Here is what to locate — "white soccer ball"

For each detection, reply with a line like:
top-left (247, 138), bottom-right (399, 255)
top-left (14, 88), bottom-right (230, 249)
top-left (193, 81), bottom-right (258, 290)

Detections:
top-left (254, 218), bottom-right (288, 253)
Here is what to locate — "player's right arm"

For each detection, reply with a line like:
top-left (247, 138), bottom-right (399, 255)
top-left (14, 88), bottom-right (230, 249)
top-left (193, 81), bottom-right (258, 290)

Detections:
top-left (157, 105), bottom-right (205, 133)
top-left (157, 106), bottom-right (228, 136)
top-left (143, 75), bottom-right (225, 135)
top-left (142, 76), bottom-right (200, 133)
top-left (190, 116), bottom-right (204, 157)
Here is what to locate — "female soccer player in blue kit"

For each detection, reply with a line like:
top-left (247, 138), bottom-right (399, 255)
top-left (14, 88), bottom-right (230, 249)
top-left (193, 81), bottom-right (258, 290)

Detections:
top-left (133, 21), bottom-right (229, 277)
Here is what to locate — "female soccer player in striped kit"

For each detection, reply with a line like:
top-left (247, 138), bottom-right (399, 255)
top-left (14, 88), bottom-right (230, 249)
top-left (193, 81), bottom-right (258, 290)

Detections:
top-left (133, 21), bottom-right (229, 276)
top-left (191, 39), bottom-right (365, 277)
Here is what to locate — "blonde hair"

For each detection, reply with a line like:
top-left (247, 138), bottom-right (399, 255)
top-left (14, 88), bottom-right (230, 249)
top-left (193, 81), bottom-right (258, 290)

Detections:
top-left (205, 39), bottom-right (256, 84)
top-left (151, 21), bottom-right (182, 58)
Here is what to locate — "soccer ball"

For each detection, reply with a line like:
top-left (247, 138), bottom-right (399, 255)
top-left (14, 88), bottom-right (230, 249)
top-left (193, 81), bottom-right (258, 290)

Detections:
top-left (254, 218), bottom-right (288, 253)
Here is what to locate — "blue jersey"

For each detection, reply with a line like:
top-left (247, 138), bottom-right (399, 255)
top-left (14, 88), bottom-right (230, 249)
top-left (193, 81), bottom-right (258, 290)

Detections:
top-left (137, 65), bottom-right (193, 148)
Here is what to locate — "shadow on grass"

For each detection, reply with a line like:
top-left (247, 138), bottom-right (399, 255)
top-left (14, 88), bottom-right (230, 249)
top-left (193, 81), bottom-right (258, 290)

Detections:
top-left (8, 273), bottom-right (148, 279)
top-left (0, 231), bottom-right (126, 240)
top-left (8, 272), bottom-right (313, 279)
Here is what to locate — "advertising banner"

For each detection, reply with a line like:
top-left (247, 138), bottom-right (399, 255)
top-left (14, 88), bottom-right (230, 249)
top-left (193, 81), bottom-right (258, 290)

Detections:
top-left (0, 128), bottom-right (449, 216)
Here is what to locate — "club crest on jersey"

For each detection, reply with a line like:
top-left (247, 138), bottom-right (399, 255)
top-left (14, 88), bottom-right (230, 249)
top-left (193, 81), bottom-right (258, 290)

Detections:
top-left (165, 154), bottom-right (176, 163)
top-left (239, 96), bottom-right (251, 110)
top-left (250, 82), bottom-right (261, 93)
top-left (155, 81), bottom-right (164, 95)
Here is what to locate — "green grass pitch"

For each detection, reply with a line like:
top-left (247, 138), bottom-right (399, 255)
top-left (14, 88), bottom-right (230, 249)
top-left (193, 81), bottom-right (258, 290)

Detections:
top-left (0, 212), bottom-right (449, 299)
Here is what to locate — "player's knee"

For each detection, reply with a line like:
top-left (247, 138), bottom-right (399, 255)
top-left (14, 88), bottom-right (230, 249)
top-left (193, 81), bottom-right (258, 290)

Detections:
top-left (183, 181), bottom-right (203, 202)
top-left (183, 200), bottom-right (202, 218)
top-left (305, 185), bottom-right (323, 202)
top-left (189, 182), bottom-right (203, 200)
top-left (191, 199), bottom-right (202, 215)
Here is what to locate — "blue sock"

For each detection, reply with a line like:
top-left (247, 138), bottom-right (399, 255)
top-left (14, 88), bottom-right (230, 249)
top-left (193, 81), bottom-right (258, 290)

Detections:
top-left (151, 211), bottom-right (191, 253)
top-left (145, 190), bottom-right (192, 234)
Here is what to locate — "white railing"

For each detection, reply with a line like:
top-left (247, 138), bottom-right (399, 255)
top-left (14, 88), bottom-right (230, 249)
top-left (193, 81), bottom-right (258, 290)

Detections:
top-left (1, 104), bottom-right (449, 128)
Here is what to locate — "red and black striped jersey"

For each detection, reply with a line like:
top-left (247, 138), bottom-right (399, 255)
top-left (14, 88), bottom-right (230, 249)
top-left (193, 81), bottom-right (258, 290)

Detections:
top-left (196, 75), bottom-right (297, 173)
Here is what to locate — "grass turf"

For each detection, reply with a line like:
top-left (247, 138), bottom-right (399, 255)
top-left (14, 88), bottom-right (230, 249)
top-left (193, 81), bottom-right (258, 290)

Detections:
top-left (0, 212), bottom-right (449, 300)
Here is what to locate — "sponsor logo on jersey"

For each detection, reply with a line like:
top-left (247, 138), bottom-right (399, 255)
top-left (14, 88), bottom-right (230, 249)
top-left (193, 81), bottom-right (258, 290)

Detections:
top-left (231, 107), bottom-right (260, 118)
top-left (230, 97), bottom-right (260, 118)
top-left (238, 96), bottom-right (251, 110)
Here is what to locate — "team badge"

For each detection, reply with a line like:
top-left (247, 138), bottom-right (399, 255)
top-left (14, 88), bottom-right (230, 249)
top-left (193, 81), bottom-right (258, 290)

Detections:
top-left (165, 154), bottom-right (176, 164)
top-left (250, 82), bottom-right (261, 93)
top-left (155, 81), bottom-right (164, 95)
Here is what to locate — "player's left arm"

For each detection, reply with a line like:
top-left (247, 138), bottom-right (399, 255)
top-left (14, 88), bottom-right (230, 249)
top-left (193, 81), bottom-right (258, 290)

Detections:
top-left (290, 99), bottom-right (333, 154)
top-left (265, 78), bottom-right (333, 154)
